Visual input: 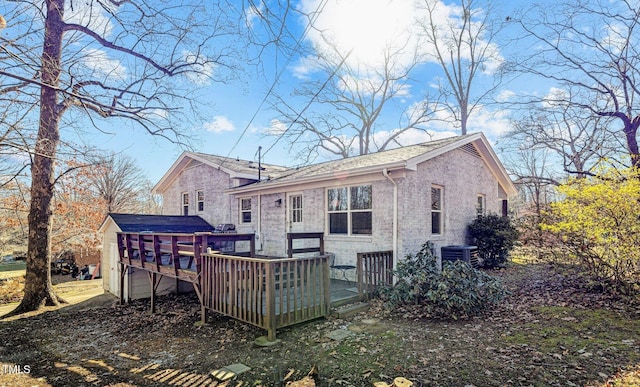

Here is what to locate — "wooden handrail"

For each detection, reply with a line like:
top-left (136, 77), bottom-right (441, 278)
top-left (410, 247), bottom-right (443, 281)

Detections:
top-left (357, 250), bottom-right (394, 300)
top-left (287, 232), bottom-right (324, 257)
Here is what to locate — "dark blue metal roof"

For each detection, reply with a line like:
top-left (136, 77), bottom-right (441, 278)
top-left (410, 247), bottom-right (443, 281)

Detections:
top-left (108, 213), bottom-right (215, 233)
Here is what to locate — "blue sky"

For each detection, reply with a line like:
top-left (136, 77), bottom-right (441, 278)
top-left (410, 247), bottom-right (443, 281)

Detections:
top-left (26, 0), bottom-right (558, 183)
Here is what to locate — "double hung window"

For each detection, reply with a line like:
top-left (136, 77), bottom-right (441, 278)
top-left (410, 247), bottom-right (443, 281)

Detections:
top-left (240, 198), bottom-right (252, 223)
top-left (182, 192), bottom-right (189, 216)
top-left (197, 190), bottom-right (205, 212)
top-left (327, 185), bottom-right (372, 235)
top-left (431, 186), bottom-right (443, 235)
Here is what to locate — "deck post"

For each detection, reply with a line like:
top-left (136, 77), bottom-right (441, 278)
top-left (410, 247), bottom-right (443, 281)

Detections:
top-left (323, 256), bottom-right (330, 313)
top-left (150, 272), bottom-right (157, 314)
top-left (357, 253), bottom-right (363, 299)
top-left (119, 262), bottom-right (126, 305)
top-left (265, 261), bottom-right (277, 341)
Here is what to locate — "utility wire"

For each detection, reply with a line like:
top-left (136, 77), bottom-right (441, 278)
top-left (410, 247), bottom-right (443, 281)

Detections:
top-left (220, 0), bottom-right (328, 167)
top-left (260, 49), bottom-right (352, 161)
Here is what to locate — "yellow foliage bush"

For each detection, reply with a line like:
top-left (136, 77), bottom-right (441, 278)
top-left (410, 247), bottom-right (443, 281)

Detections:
top-left (543, 168), bottom-right (640, 294)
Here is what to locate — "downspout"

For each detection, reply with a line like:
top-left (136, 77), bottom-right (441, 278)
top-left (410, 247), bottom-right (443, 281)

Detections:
top-left (256, 194), bottom-right (262, 251)
top-left (382, 168), bottom-right (398, 271)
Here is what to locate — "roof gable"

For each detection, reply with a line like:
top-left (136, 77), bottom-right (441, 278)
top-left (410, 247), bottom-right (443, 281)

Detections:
top-left (153, 151), bottom-right (290, 194)
top-left (102, 213), bottom-right (215, 233)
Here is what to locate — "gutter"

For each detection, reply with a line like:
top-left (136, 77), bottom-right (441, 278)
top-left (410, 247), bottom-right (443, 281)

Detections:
top-left (382, 168), bottom-right (398, 272)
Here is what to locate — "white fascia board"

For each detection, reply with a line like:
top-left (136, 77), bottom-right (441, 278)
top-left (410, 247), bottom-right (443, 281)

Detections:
top-left (472, 136), bottom-right (518, 197)
top-left (152, 152), bottom-right (192, 194)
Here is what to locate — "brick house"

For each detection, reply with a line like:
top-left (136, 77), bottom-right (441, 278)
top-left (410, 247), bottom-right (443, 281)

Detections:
top-left (151, 132), bottom-right (516, 275)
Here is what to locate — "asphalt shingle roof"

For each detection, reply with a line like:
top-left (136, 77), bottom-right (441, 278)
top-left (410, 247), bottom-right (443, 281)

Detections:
top-left (189, 152), bottom-right (291, 178)
top-left (262, 135), bottom-right (470, 183)
top-left (108, 214), bottom-right (215, 233)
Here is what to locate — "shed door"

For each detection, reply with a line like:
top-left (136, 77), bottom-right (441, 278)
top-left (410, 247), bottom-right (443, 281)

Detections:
top-left (109, 242), bottom-right (120, 297)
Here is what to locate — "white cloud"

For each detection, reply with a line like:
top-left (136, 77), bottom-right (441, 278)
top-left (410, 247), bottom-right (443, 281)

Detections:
top-left (496, 89), bottom-right (516, 102)
top-left (141, 108), bottom-right (169, 120)
top-left (262, 119), bottom-right (287, 136)
top-left (541, 87), bottom-right (569, 109)
top-left (204, 116), bottom-right (235, 133)
top-left (601, 22), bottom-right (627, 55)
top-left (182, 51), bottom-right (216, 86)
top-left (80, 48), bottom-right (127, 80)
top-left (298, 0), bottom-right (419, 76)
top-left (245, 1), bottom-right (264, 28)
top-left (298, 0), bottom-right (503, 78)
top-left (466, 106), bottom-right (512, 138)
top-left (64, 1), bottom-right (115, 37)
top-left (291, 56), bottom-right (322, 80)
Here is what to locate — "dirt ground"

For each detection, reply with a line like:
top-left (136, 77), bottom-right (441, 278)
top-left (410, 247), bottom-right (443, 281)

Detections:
top-left (0, 263), bottom-right (639, 387)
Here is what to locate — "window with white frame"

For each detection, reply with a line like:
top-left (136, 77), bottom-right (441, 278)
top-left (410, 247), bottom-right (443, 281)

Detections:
top-left (182, 192), bottom-right (189, 216)
top-left (327, 185), bottom-right (372, 235)
top-left (476, 194), bottom-right (485, 216)
top-left (240, 198), bottom-right (252, 223)
top-left (197, 190), bottom-right (204, 212)
top-left (431, 186), bottom-right (443, 235)
top-left (290, 194), bottom-right (303, 224)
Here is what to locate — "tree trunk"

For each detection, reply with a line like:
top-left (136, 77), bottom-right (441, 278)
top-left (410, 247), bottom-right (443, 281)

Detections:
top-left (625, 119), bottom-right (640, 169)
top-left (4, 0), bottom-right (65, 317)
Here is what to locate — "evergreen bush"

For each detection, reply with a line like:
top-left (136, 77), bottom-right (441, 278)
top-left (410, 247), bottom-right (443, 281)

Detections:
top-left (381, 241), bottom-right (508, 320)
top-left (468, 214), bottom-right (519, 269)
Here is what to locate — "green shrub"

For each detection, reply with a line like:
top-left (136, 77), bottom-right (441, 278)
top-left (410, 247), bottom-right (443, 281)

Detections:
top-left (542, 167), bottom-right (640, 295)
top-left (468, 214), bottom-right (519, 269)
top-left (381, 241), bottom-right (508, 320)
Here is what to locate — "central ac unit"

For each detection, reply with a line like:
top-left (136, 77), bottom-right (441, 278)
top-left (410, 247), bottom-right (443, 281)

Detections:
top-left (441, 245), bottom-right (479, 268)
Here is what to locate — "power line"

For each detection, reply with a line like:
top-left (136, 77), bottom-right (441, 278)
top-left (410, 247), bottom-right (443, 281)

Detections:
top-left (220, 0), bottom-right (328, 167)
top-left (261, 49), bottom-right (352, 160)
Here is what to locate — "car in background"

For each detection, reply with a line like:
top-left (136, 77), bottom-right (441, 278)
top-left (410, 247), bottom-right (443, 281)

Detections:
top-left (1, 255), bottom-right (15, 263)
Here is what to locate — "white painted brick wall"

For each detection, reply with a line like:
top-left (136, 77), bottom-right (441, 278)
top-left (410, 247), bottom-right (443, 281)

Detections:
top-left (158, 147), bottom-right (510, 274)
top-left (162, 162), bottom-right (234, 226)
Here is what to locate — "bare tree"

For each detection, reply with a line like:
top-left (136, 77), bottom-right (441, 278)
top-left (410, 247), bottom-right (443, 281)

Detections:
top-left (0, 0), bottom-right (241, 315)
top-left (505, 87), bottom-right (622, 179)
top-left (270, 43), bottom-right (439, 161)
top-left (416, 0), bottom-right (505, 135)
top-left (509, 0), bottom-right (640, 168)
top-left (88, 153), bottom-right (151, 214)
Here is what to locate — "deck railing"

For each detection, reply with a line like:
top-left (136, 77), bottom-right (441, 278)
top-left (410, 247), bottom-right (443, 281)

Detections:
top-left (357, 250), bottom-right (394, 300)
top-left (116, 231), bottom-right (390, 340)
top-left (201, 253), bottom-right (331, 341)
top-left (116, 232), bottom-right (256, 278)
top-left (286, 232), bottom-right (324, 257)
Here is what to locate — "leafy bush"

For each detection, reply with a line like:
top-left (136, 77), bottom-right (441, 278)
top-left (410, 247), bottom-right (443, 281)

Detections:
top-left (542, 167), bottom-right (640, 295)
top-left (468, 214), bottom-right (519, 269)
top-left (381, 241), bottom-right (508, 320)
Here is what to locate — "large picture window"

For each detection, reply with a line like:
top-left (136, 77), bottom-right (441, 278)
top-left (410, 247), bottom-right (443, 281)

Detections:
top-left (431, 186), bottom-right (443, 235)
top-left (328, 185), bottom-right (372, 235)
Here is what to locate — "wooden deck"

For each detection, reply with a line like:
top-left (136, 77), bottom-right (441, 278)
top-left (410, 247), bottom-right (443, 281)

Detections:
top-left (117, 232), bottom-right (392, 341)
